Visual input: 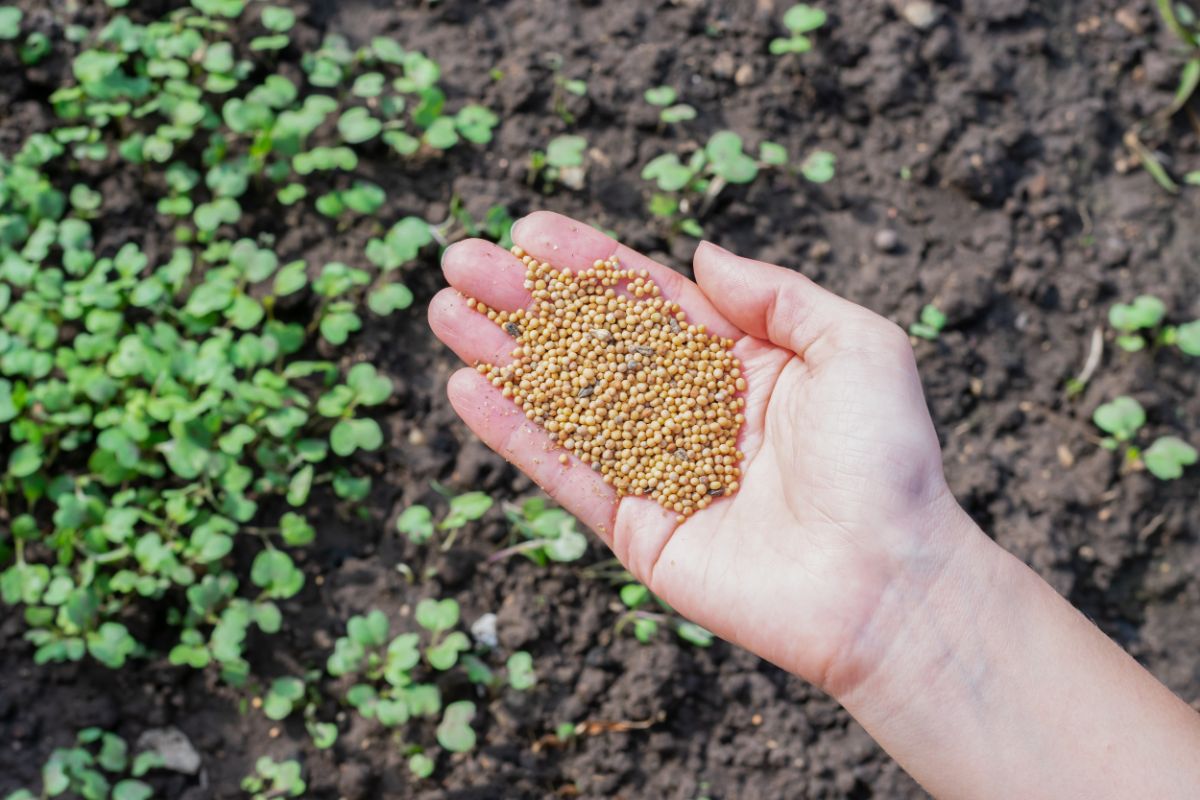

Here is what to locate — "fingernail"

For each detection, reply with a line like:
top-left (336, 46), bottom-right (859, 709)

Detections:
top-left (510, 216), bottom-right (527, 244)
top-left (698, 240), bottom-right (732, 256)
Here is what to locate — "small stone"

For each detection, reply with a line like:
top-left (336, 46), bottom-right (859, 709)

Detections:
top-left (135, 728), bottom-right (202, 775)
top-left (873, 229), bottom-right (901, 253)
top-left (734, 63), bottom-right (756, 86)
top-left (901, 1), bottom-right (939, 29)
top-left (471, 613), bottom-right (498, 648)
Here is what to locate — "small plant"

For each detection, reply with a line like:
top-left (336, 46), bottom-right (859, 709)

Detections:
top-left (770, 4), bottom-right (828, 55)
top-left (1092, 396), bottom-right (1196, 480)
top-left (0, 7), bottom-right (22, 41)
top-left (396, 489), bottom-right (493, 550)
top-left (4, 728), bottom-right (164, 800)
top-left (550, 66), bottom-right (588, 124)
top-left (1106, 295), bottom-right (1200, 355)
top-left (643, 86), bottom-right (697, 127)
top-left (909, 304), bottom-right (947, 340)
top-left (617, 583), bottom-right (715, 647)
top-left (240, 757), bottom-right (305, 800)
top-left (1109, 295), bottom-right (1166, 351)
top-left (642, 131), bottom-right (818, 236)
top-left (529, 134), bottom-right (589, 190)
top-left (490, 497), bottom-right (589, 564)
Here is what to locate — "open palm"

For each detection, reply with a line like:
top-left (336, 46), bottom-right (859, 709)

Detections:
top-left (429, 212), bottom-right (957, 691)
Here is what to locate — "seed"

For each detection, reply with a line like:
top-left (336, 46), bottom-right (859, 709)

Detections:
top-left (468, 248), bottom-right (746, 516)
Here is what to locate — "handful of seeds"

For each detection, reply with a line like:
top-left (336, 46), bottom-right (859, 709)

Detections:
top-left (468, 247), bottom-right (746, 522)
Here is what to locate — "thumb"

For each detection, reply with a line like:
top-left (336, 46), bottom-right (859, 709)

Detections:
top-left (692, 241), bottom-right (887, 361)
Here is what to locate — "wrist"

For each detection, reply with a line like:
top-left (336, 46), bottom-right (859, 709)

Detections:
top-left (820, 494), bottom-right (1002, 705)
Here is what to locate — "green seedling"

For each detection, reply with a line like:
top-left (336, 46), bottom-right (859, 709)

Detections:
top-left (529, 135), bottom-right (589, 189)
top-left (909, 304), bottom-right (947, 340)
top-left (4, 728), bottom-right (164, 800)
top-left (1089, 396), bottom-right (1192, 479)
top-left (323, 604), bottom-right (485, 770)
top-left (1106, 295), bottom-right (1200, 356)
top-left (1143, 436), bottom-right (1198, 480)
top-left (644, 86), bottom-right (697, 126)
top-left (0, 0), bottom-right (450, 680)
top-left (0, 7), bottom-right (22, 40)
top-left (551, 68), bottom-right (588, 123)
top-left (1156, 0), bottom-right (1200, 116)
top-left (770, 4), bottom-right (828, 55)
top-left (1109, 295), bottom-right (1166, 351)
top-left (642, 131), bottom-right (818, 235)
top-left (617, 582), bottom-right (715, 647)
top-left (492, 497), bottom-right (589, 564)
top-left (506, 650), bottom-right (537, 690)
top-left (241, 757), bottom-right (305, 800)
top-left (433, 196), bottom-right (515, 250)
top-left (397, 490), bottom-right (493, 550)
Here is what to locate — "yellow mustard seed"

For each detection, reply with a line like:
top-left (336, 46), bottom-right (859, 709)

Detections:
top-left (467, 248), bottom-right (746, 516)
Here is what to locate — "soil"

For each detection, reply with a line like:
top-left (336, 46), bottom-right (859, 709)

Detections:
top-left (3, 0), bottom-right (1200, 798)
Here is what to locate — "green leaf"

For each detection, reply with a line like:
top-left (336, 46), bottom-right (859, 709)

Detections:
top-left (250, 550), bottom-right (305, 599)
top-left (644, 85), bottom-right (677, 106)
top-left (415, 597), bottom-right (459, 633)
top-left (287, 464), bottom-right (314, 506)
top-left (0, 7), bottom-right (22, 40)
top-left (642, 153), bottom-right (696, 192)
top-left (659, 104), bottom-right (697, 124)
top-left (264, 676), bottom-right (305, 720)
top-left (408, 753), bottom-right (435, 779)
top-left (280, 512), bottom-right (315, 546)
top-left (87, 622), bottom-right (137, 668)
top-left (427, 631), bottom-right (470, 670)
top-left (347, 363), bottom-right (393, 404)
top-left (330, 417), bottom-right (383, 456)
top-left (1108, 295), bottom-right (1166, 332)
top-left (1176, 320), bottom-right (1200, 356)
top-left (368, 283), bottom-right (414, 315)
top-left (620, 583), bottom-right (650, 609)
top-left (397, 505), bottom-right (434, 543)
top-left (507, 651), bottom-right (537, 690)
top-left (348, 609), bottom-right (389, 647)
top-left (801, 150), bottom-right (836, 183)
top-left (440, 491), bottom-right (492, 530)
top-left (759, 141), bottom-right (788, 166)
top-left (1093, 396), bottom-right (1146, 442)
top-left (783, 3), bottom-right (827, 33)
top-left (424, 116), bottom-right (459, 149)
top-left (112, 780), bottom-right (154, 800)
top-left (546, 135), bottom-right (587, 168)
top-left (436, 701), bottom-right (477, 753)
top-left (1143, 436), bottom-right (1198, 480)
top-left (455, 104), bottom-right (499, 144)
top-left (261, 6), bottom-right (296, 32)
top-left (338, 107), bottom-right (382, 144)
top-left (307, 721), bottom-right (338, 749)
top-left (676, 621), bottom-right (715, 647)
top-left (545, 528), bottom-right (588, 562)
top-left (9, 443), bottom-right (42, 477)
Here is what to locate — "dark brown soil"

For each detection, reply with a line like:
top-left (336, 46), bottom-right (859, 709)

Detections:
top-left (3, 1), bottom-right (1200, 798)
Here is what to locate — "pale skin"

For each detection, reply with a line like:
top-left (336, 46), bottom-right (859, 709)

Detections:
top-left (428, 211), bottom-right (1200, 799)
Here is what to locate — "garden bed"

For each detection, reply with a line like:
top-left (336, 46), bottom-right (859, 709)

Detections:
top-left (2, 0), bottom-right (1199, 798)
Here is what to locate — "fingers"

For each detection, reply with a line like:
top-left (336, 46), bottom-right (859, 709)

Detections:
top-left (692, 242), bottom-right (893, 364)
top-left (512, 211), bottom-right (742, 341)
top-left (441, 238), bottom-right (531, 312)
top-left (428, 289), bottom-right (521, 366)
top-left (446, 368), bottom-right (618, 540)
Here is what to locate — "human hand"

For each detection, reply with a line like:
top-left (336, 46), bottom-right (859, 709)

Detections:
top-left (429, 211), bottom-right (967, 696)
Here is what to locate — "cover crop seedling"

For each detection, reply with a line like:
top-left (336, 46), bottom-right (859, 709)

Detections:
top-left (468, 248), bottom-right (747, 522)
top-left (241, 757), bottom-right (305, 800)
top-left (529, 135), bottom-right (589, 190)
top-left (770, 4), bottom-right (828, 55)
top-left (617, 582), bottom-right (715, 647)
top-left (1092, 396), bottom-right (1196, 480)
top-left (396, 489), bottom-right (493, 550)
top-left (0, 0), bottom-right (450, 680)
top-left (3, 728), bottom-right (164, 800)
top-left (1107, 295), bottom-right (1200, 355)
top-left (491, 497), bottom-right (589, 564)
top-left (909, 304), bottom-right (947, 340)
top-left (642, 131), bottom-right (824, 236)
top-left (644, 86), bottom-right (697, 127)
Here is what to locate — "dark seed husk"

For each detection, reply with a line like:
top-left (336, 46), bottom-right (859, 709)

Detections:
top-left (503, 322), bottom-right (522, 337)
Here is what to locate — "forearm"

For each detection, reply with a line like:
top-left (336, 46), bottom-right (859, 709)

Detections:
top-left (835, 507), bottom-right (1200, 799)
